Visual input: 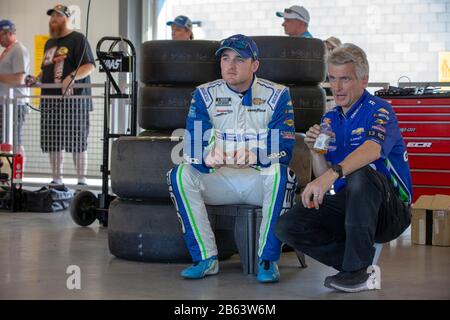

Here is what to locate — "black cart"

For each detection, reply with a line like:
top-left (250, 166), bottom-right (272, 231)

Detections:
top-left (70, 36), bottom-right (137, 227)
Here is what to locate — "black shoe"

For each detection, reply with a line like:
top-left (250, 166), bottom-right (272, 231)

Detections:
top-left (325, 267), bottom-right (380, 293)
top-left (77, 182), bottom-right (88, 186)
top-left (324, 271), bottom-right (345, 289)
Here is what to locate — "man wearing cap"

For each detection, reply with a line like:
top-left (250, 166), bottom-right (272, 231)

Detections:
top-left (168, 34), bottom-right (297, 283)
top-left (167, 15), bottom-right (193, 40)
top-left (27, 4), bottom-right (96, 186)
top-left (276, 5), bottom-right (313, 38)
top-left (0, 20), bottom-right (30, 158)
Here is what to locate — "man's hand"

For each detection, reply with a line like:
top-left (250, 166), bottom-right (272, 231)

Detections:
top-left (234, 148), bottom-right (257, 168)
top-left (204, 148), bottom-right (226, 169)
top-left (304, 124), bottom-right (321, 151)
top-left (62, 74), bottom-right (74, 96)
top-left (301, 169), bottom-right (338, 210)
top-left (25, 75), bottom-right (39, 86)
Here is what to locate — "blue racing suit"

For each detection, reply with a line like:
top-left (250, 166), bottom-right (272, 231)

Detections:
top-left (323, 89), bottom-right (413, 204)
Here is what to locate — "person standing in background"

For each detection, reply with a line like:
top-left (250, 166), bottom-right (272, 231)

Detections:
top-left (167, 15), bottom-right (194, 40)
top-left (26, 4), bottom-right (96, 186)
top-left (276, 5), bottom-right (313, 38)
top-left (324, 37), bottom-right (342, 54)
top-left (323, 36), bottom-right (342, 109)
top-left (0, 19), bottom-right (30, 162)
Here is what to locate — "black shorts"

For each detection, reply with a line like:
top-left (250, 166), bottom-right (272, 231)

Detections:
top-left (40, 99), bottom-right (90, 153)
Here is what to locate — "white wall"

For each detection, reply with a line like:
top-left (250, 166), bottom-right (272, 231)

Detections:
top-left (0, 0), bottom-right (120, 84)
top-left (162, 0), bottom-right (450, 85)
top-left (2, 0), bottom-right (449, 85)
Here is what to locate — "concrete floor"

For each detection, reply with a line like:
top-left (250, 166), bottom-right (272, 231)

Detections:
top-left (0, 209), bottom-right (449, 300)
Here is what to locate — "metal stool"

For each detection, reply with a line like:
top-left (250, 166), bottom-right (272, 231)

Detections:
top-left (208, 204), bottom-right (307, 274)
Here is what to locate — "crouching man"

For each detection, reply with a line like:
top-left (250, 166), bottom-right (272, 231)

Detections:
top-left (276, 43), bottom-right (412, 292)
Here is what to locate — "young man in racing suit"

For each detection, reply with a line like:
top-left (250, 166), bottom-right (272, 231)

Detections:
top-left (167, 34), bottom-right (297, 283)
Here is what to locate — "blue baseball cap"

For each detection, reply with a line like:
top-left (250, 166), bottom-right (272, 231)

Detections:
top-left (166, 15), bottom-right (192, 30)
top-left (215, 34), bottom-right (259, 60)
top-left (0, 20), bottom-right (16, 32)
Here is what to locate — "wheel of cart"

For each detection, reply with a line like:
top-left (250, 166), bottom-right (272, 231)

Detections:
top-left (70, 36), bottom-right (138, 227)
top-left (70, 190), bottom-right (98, 226)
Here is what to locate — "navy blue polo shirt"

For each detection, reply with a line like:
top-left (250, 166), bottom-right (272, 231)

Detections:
top-left (323, 90), bottom-right (413, 204)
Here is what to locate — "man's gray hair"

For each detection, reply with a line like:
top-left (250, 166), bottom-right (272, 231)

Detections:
top-left (327, 43), bottom-right (369, 80)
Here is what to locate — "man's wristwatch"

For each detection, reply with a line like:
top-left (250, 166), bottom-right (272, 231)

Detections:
top-left (331, 164), bottom-right (343, 178)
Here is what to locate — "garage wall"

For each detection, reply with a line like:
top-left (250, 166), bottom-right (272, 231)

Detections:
top-left (0, 0), bottom-right (120, 84)
top-left (160, 0), bottom-right (450, 85)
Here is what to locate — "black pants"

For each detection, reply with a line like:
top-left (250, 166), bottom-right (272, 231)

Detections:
top-left (276, 166), bottom-right (411, 272)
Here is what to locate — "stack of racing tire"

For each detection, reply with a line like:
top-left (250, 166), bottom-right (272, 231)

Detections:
top-left (108, 37), bottom-right (327, 263)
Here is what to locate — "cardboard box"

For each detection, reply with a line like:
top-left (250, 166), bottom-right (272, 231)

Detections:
top-left (411, 194), bottom-right (450, 246)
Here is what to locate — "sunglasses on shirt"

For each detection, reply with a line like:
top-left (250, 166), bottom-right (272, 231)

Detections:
top-left (284, 8), bottom-right (307, 21)
top-left (220, 38), bottom-right (258, 60)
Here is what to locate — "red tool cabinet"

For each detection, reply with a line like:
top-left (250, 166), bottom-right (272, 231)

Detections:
top-left (384, 96), bottom-right (450, 202)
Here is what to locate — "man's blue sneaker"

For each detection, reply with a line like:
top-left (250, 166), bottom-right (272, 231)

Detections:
top-left (256, 259), bottom-right (280, 283)
top-left (181, 256), bottom-right (219, 279)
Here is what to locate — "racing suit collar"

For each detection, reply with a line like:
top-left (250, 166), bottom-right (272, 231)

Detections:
top-left (225, 75), bottom-right (256, 107)
top-left (335, 89), bottom-right (369, 118)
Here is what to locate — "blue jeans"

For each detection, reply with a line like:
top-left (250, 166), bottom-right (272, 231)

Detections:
top-left (276, 166), bottom-right (410, 272)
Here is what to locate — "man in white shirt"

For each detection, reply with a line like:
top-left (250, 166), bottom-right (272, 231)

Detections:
top-left (0, 19), bottom-right (30, 157)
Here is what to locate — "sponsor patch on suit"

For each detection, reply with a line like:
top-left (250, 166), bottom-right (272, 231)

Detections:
top-left (216, 97), bottom-right (232, 107)
top-left (252, 98), bottom-right (266, 105)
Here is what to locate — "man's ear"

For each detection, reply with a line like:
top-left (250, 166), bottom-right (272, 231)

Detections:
top-left (362, 75), bottom-right (369, 87)
top-left (251, 60), bottom-right (260, 73)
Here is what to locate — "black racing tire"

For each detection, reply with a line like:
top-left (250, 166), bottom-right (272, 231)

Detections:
top-left (289, 85), bottom-right (326, 133)
top-left (251, 36), bottom-right (326, 85)
top-left (111, 134), bottom-right (183, 199)
top-left (108, 199), bottom-right (235, 263)
top-left (140, 40), bottom-right (221, 84)
top-left (70, 190), bottom-right (98, 227)
top-left (108, 199), bottom-right (191, 263)
top-left (138, 85), bottom-right (325, 133)
top-left (138, 85), bottom-right (195, 131)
